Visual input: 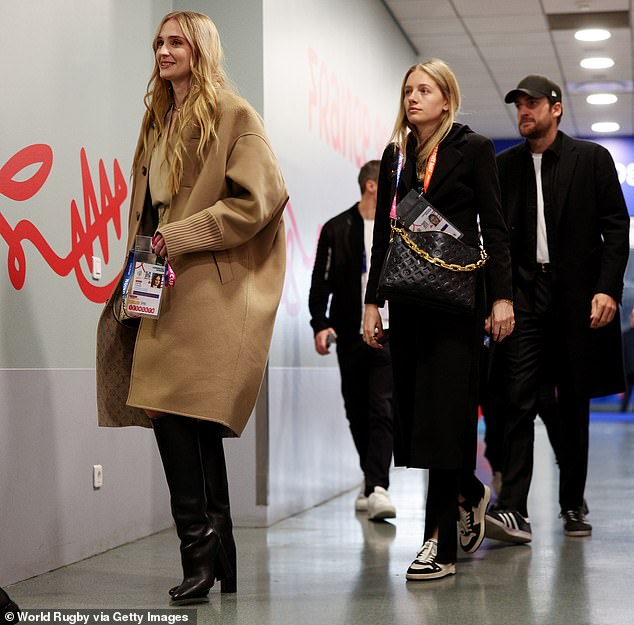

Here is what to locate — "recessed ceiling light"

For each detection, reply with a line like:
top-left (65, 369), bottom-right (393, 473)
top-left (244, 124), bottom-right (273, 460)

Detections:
top-left (580, 57), bottom-right (615, 69)
top-left (591, 122), bottom-right (620, 133)
top-left (575, 28), bottom-right (611, 42)
top-left (586, 93), bottom-right (618, 105)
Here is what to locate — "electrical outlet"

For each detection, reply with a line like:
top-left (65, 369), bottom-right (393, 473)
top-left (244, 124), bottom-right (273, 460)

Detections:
top-left (92, 256), bottom-right (102, 281)
top-left (93, 464), bottom-right (103, 489)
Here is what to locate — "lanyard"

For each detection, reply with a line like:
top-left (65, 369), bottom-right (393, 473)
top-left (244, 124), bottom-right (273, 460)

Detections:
top-left (422, 144), bottom-right (439, 194)
top-left (389, 151), bottom-right (404, 219)
top-left (389, 145), bottom-right (438, 219)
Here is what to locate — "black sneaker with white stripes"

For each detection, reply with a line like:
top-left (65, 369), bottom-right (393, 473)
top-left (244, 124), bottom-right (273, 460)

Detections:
top-left (485, 505), bottom-right (532, 543)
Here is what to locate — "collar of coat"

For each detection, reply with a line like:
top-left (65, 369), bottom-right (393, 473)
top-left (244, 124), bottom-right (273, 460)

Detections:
top-left (399, 123), bottom-right (472, 199)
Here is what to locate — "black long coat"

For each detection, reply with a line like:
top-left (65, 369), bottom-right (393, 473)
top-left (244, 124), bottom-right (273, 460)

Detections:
top-left (497, 132), bottom-right (629, 398)
top-left (365, 124), bottom-right (512, 469)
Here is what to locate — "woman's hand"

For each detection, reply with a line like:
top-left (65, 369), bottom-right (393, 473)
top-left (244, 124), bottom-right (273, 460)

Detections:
top-left (152, 233), bottom-right (168, 259)
top-left (362, 304), bottom-right (384, 349)
top-left (489, 299), bottom-right (514, 342)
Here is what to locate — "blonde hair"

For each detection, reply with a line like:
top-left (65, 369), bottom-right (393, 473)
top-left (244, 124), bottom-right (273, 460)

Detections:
top-left (133, 11), bottom-right (231, 195)
top-left (390, 59), bottom-right (460, 177)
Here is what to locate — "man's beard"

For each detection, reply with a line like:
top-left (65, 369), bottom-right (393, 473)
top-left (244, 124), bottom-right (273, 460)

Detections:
top-left (519, 121), bottom-right (544, 139)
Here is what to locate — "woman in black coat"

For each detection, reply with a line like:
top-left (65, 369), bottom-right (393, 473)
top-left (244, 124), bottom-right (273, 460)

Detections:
top-left (363, 59), bottom-right (514, 580)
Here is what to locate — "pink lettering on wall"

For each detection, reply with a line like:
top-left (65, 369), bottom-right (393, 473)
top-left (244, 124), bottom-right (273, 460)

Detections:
top-left (281, 200), bottom-right (319, 317)
top-left (307, 48), bottom-right (390, 166)
top-left (0, 144), bottom-right (127, 303)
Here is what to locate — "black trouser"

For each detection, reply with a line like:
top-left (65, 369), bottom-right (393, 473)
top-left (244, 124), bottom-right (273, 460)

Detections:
top-left (499, 272), bottom-right (589, 516)
top-left (425, 468), bottom-right (484, 563)
top-left (483, 342), bottom-right (563, 472)
top-left (336, 335), bottom-right (394, 496)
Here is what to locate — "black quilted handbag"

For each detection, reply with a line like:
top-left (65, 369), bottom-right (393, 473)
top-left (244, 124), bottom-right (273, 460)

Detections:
top-left (377, 224), bottom-right (487, 314)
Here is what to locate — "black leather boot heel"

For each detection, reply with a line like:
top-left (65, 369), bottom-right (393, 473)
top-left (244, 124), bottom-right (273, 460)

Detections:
top-left (170, 529), bottom-right (222, 602)
top-left (168, 533), bottom-right (234, 597)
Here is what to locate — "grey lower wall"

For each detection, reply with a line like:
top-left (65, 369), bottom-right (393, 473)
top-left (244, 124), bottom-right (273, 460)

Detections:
top-left (0, 370), bottom-right (172, 587)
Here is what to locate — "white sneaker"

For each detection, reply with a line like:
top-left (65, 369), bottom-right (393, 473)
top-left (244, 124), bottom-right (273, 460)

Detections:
top-left (367, 486), bottom-right (396, 520)
top-left (458, 484), bottom-right (491, 553)
top-left (355, 490), bottom-right (369, 512)
top-left (406, 538), bottom-right (456, 581)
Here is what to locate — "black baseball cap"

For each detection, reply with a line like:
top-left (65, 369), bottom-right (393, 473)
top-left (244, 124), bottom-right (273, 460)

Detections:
top-left (504, 75), bottom-right (562, 104)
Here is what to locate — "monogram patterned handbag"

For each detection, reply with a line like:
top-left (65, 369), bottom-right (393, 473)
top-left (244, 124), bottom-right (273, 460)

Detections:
top-left (377, 224), bottom-right (487, 314)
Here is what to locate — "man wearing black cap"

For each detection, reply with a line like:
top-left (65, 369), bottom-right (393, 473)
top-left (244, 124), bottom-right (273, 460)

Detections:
top-left (485, 74), bottom-right (629, 542)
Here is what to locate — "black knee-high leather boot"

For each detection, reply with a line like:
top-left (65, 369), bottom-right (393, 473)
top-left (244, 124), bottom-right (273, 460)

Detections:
top-left (152, 414), bottom-right (232, 602)
top-left (198, 419), bottom-right (237, 593)
top-left (168, 420), bottom-right (237, 596)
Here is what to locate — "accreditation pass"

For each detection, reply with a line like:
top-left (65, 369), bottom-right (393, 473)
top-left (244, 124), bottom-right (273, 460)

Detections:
top-left (125, 261), bottom-right (165, 319)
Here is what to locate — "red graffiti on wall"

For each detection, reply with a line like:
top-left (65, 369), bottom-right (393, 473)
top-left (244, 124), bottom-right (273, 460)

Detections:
top-left (0, 144), bottom-right (126, 303)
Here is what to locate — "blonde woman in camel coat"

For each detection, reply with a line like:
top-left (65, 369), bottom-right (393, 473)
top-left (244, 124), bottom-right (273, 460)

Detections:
top-left (96, 11), bottom-right (287, 603)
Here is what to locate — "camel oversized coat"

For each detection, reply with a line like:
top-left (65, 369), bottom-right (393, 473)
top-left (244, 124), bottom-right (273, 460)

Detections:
top-left (96, 90), bottom-right (287, 437)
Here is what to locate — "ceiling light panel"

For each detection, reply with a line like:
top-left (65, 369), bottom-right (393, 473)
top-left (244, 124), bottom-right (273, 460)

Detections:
top-left (586, 93), bottom-right (618, 104)
top-left (591, 121), bottom-right (620, 132)
top-left (575, 28), bottom-right (611, 41)
top-left (580, 57), bottom-right (615, 69)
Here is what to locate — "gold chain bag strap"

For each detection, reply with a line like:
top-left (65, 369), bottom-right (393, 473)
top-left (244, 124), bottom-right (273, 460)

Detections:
top-left (393, 224), bottom-right (488, 272)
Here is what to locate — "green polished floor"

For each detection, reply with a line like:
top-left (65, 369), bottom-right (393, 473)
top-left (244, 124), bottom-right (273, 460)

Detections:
top-left (8, 420), bottom-right (634, 625)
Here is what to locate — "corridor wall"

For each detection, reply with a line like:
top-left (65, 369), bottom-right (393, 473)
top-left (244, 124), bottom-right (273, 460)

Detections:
top-left (0, 0), bottom-right (414, 585)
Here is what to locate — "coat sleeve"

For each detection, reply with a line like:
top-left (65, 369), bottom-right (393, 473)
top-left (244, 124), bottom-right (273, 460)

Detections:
top-left (308, 222), bottom-right (334, 335)
top-left (364, 144), bottom-right (397, 306)
top-left (472, 136), bottom-right (513, 305)
top-left (593, 144), bottom-right (630, 301)
top-left (158, 131), bottom-right (288, 256)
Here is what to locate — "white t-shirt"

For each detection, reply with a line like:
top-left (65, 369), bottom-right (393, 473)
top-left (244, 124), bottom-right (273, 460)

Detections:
top-left (532, 153), bottom-right (550, 264)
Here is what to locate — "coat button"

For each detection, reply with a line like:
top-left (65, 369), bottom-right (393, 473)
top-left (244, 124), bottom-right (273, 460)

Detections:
top-left (141, 166), bottom-right (147, 176)
top-left (136, 212), bottom-right (140, 221)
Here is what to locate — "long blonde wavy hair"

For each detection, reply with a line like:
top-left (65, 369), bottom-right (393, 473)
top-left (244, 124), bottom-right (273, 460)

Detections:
top-left (390, 59), bottom-right (460, 178)
top-left (133, 11), bottom-right (231, 195)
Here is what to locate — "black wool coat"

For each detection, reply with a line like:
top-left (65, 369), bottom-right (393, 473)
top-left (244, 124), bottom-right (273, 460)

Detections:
top-left (365, 123), bottom-right (512, 469)
top-left (496, 131), bottom-right (630, 398)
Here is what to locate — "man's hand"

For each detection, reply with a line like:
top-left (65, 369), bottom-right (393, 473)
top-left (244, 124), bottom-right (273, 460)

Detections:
top-left (590, 293), bottom-right (617, 329)
top-left (314, 328), bottom-right (337, 355)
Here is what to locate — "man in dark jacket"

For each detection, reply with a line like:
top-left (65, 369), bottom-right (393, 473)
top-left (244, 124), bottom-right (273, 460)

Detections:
top-left (309, 160), bottom-right (395, 521)
top-left (485, 75), bottom-right (629, 542)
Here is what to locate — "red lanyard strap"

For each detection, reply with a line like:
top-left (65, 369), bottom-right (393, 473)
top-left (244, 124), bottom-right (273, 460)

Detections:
top-left (422, 144), bottom-right (438, 194)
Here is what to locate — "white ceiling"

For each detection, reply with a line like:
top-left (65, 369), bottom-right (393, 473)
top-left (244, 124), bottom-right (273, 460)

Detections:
top-left (383, 0), bottom-right (633, 138)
